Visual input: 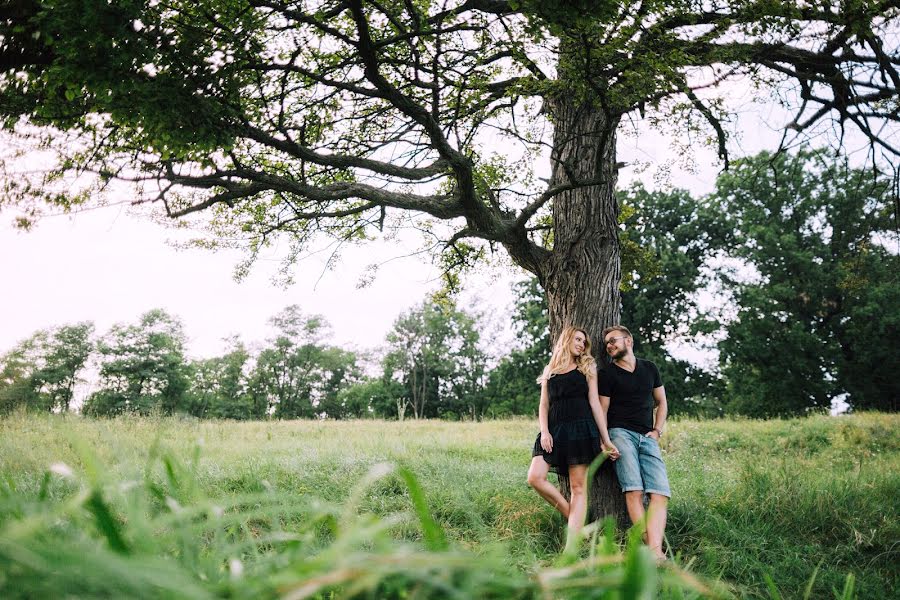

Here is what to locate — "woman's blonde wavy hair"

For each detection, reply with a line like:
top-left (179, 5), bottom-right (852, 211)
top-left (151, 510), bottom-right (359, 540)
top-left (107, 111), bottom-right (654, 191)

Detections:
top-left (536, 326), bottom-right (596, 383)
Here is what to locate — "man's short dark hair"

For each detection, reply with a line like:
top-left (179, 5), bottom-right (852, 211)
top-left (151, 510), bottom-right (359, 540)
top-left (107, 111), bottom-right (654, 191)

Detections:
top-left (602, 325), bottom-right (633, 340)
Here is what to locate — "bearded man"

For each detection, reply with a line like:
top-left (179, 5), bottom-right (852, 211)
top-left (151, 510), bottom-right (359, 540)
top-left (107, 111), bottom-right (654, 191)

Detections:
top-left (599, 325), bottom-right (670, 561)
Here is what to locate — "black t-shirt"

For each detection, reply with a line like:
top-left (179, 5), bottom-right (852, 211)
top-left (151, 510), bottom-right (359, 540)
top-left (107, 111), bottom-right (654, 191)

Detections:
top-left (598, 358), bottom-right (663, 434)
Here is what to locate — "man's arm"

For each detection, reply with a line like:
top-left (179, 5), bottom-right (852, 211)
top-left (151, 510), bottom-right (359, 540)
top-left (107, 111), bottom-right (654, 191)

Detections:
top-left (649, 385), bottom-right (668, 439)
top-left (599, 393), bottom-right (611, 416)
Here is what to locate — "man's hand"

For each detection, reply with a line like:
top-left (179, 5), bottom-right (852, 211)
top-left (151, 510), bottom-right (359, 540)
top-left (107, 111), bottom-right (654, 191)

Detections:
top-left (602, 441), bottom-right (620, 461)
top-left (646, 429), bottom-right (660, 441)
top-left (540, 432), bottom-right (553, 453)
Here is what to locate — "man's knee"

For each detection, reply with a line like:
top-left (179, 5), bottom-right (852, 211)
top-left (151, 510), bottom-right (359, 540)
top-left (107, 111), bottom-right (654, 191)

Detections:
top-left (613, 448), bottom-right (644, 494)
top-left (624, 490), bottom-right (644, 502)
top-left (648, 493), bottom-right (669, 505)
top-left (526, 467), bottom-right (544, 488)
top-left (639, 456), bottom-right (671, 499)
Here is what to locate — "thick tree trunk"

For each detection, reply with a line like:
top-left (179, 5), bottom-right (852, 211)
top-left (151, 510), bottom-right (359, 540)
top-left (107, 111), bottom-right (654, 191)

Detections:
top-left (539, 92), bottom-right (628, 525)
top-left (542, 100), bottom-right (621, 345)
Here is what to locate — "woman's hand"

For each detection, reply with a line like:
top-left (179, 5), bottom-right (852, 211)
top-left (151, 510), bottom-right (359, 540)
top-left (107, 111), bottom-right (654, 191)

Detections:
top-left (540, 432), bottom-right (553, 453)
top-left (602, 440), bottom-right (620, 461)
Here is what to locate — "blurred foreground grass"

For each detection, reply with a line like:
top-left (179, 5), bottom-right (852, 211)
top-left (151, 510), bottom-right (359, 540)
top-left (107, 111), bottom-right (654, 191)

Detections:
top-left (0, 413), bottom-right (896, 598)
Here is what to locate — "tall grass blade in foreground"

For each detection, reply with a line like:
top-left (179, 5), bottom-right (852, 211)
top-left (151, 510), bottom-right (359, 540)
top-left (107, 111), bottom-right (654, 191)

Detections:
top-left (0, 439), bottom-right (720, 599)
top-left (3, 412), bottom-right (889, 597)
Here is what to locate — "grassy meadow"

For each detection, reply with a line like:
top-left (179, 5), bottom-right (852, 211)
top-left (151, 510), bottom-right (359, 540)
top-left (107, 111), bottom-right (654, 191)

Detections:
top-left (0, 412), bottom-right (897, 598)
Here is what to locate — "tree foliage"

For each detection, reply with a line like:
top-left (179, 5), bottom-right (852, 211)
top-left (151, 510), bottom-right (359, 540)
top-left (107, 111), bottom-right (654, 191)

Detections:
top-left (336, 376), bottom-right (407, 419)
top-left (83, 309), bottom-right (191, 416)
top-left (713, 150), bottom-right (899, 416)
top-left (482, 277), bottom-right (549, 416)
top-left (0, 334), bottom-right (43, 414)
top-left (0, 322), bottom-right (93, 414)
top-left (187, 337), bottom-right (255, 419)
top-left (383, 301), bottom-right (486, 419)
top-left (246, 305), bottom-right (361, 418)
top-left (618, 185), bottom-right (727, 416)
top-left (1, 0), bottom-right (895, 304)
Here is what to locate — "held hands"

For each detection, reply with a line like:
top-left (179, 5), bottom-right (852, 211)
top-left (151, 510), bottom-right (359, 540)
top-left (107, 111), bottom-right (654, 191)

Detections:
top-left (542, 432), bottom-right (619, 459)
top-left (540, 432), bottom-right (553, 453)
top-left (601, 440), bottom-right (620, 461)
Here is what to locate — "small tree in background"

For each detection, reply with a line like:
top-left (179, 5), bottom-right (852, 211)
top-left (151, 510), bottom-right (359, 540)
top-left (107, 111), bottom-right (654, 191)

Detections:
top-left (0, 335), bottom-right (43, 414)
top-left (482, 278), bottom-right (550, 417)
top-left (333, 377), bottom-right (407, 420)
top-left (188, 337), bottom-right (253, 419)
top-left (0, 322), bottom-right (94, 414)
top-left (83, 310), bottom-right (190, 416)
top-left (246, 306), bottom-right (361, 418)
top-left (383, 301), bottom-right (486, 419)
top-left (313, 346), bottom-right (365, 418)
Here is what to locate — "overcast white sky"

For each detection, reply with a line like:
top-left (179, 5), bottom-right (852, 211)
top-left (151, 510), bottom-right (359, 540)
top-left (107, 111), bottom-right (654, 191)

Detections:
top-left (1, 210), bottom-right (512, 357)
top-left (0, 79), bottom-right (821, 360)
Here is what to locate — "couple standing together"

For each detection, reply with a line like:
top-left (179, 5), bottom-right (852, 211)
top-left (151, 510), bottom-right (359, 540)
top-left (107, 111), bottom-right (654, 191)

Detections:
top-left (526, 325), bottom-right (670, 561)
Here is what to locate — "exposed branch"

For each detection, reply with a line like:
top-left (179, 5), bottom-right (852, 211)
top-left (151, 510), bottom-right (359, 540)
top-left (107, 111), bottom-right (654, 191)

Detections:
top-left (683, 86), bottom-right (729, 166)
top-left (428, 0), bottom-right (515, 23)
top-left (513, 176), bottom-right (610, 231)
top-left (347, 0), bottom-right (507, 241)
top-left (160, 164), bottom-right (463, 220)
top-left (241, 126), bottom-right (449, 180)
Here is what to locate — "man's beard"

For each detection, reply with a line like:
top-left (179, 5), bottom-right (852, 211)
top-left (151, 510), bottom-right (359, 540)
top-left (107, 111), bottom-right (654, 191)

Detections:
top-left (609, 348), bottom-right (627, 361)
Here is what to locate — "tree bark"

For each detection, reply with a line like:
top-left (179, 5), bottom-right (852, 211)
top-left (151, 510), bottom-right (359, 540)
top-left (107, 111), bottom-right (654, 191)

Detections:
top-left (538, 91), bottom-right (628, 524)
top-left (542, 98), bottom-right (621, 345)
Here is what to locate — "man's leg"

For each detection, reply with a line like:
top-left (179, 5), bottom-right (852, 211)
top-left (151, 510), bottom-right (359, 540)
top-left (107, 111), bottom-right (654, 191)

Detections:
top-left (624, 490), bottom-right (646, 527)
top-left (609, 428), bottom-right (646, 526)
top-left (646, 494), bottom-right (668, 560)
top-left (526, 455), bottom-right (570, 518)
top-left (639, 436), bottom-right (671, 561)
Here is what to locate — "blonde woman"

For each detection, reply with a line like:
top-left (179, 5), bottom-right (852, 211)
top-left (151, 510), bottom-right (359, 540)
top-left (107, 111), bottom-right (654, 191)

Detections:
top-left (526, 326), bottom-right (619, 535)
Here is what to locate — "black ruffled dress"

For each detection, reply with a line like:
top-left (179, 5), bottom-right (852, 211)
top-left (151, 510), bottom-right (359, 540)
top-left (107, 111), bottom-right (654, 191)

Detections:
top-left (532, 368), bottom-right (601, 473)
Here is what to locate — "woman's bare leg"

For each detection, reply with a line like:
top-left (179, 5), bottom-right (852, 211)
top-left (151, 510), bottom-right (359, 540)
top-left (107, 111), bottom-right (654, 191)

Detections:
top-left (527, 456), bottom-right (570, 518)
top-left (566, 464), bottom-right (589, 535)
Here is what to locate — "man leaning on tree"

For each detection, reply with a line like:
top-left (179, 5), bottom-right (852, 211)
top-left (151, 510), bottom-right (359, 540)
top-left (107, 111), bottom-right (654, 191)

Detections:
top-left (599, 325), bottom-right (670, 561)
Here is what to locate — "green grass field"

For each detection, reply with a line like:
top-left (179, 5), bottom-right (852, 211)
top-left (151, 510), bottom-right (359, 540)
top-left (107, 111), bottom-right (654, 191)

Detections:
top-left (1, 413), bottom-right (897, 598)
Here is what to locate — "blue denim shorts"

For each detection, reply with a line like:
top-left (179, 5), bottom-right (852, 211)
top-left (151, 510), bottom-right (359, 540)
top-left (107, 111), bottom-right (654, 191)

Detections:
top-left (609, 427), bottom-right (671, 497)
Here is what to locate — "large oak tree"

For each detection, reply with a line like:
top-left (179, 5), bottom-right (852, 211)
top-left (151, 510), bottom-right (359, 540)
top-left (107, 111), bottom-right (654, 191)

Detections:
top-left (2, 0), bottom-right (897, 517)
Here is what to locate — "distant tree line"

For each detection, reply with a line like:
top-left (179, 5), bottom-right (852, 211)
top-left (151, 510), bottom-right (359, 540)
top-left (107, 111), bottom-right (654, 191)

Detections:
top-left (1, 151), bottom-right (896, 418)
top-left (0, 300), bottom-right (500, 420)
